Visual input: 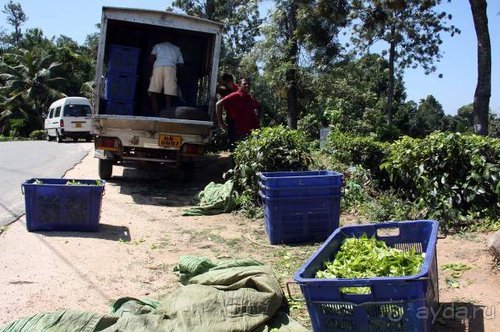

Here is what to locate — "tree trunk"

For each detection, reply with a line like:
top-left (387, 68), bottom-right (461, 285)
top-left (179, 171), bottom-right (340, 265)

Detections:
top-left (469, 0), bottom-right (491, 136)
top-left (205, 0), bottom-right (215, 20)
top-left (386, 26), bottom-right (396, 127)
top-left (286, 1), bottom-right (298, 129)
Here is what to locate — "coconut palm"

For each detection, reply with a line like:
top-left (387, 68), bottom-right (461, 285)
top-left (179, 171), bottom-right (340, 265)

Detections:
top-left (0, 48), bottom-right (67, 131)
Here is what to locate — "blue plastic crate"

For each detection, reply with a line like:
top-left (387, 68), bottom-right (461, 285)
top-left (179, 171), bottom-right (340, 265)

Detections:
top-left (260, 192), bottom-right (340, 244)
top-left (104, 73), bottom-right (138, 101)
top-left (259, 182), bottom-right (342, 198)
top-left (22, 178), bottom-right (106, 232)
top-left (258, 171), bottom-right (343, 189)
top-left (106, 99), bottom-right (135, 116)
top-left (107, 44), bottom-right (141, 74)
top-left (294, 220), bottom-right (439, 332)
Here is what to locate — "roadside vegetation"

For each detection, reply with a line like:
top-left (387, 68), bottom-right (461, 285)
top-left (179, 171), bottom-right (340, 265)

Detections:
top-left (1, 1), bottom-right (498, 233)
top-left (227, 126), bottom-right (499, 235)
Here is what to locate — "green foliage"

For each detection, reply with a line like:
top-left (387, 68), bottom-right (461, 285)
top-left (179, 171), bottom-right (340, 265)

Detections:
top-left (231, 126), bottom-right (313, 204)
top-left (414, 95), bottom-right (446, 137)
top-left (381, 132), bottom-right (500, 230)
top-left (297, 113), bottom-right (324, 142)
top-left (349, 0), bottom-right (460, 125)
top-left (2, 0), bottom-right (27, 47)
top-left (323, 131), bottom-right (389, 181)
top-left (207, 128), bottom-right (229, 153)
top-left (29, 129), bottom-right (45, 140)
top-left (359, 191), bottom-right (424, 222)
top-left (0, 48), bottom-right (67, 131)
top-left (316, 234), bottom-right (424, 279)
top-left (331, 164), bottom-right (372, 213)
top-left (170, 0), bottom-right (263, 71)
top-left (350, 0), bottom-right (460, 74)
top-left (317, 54), bottom-right (405, 135)
top-left (7, 117), bottom-right (25, 137)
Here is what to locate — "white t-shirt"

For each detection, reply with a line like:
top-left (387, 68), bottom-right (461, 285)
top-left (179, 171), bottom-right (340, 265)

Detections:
top-left (151, 41), bottom-right (184, 68)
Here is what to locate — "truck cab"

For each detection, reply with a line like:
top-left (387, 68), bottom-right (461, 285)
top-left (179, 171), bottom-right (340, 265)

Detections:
top-left (92, 7), bottom-right (223, 180)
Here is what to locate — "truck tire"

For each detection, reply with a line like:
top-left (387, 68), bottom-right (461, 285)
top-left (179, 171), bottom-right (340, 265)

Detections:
top-left (46, 131), bottom-right (52, 141)
top-left (99, 159), bottom-right (113, 180)
top-left (56, 132), bottom-right (63, 143)
top-left (175, 107), bottom-right (209, 121)
top-left (182, 161), bottom-right (195, 182)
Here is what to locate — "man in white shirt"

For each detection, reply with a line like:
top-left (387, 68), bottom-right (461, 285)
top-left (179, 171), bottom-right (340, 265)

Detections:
top-left (148, 40), bottom-right (184, 115)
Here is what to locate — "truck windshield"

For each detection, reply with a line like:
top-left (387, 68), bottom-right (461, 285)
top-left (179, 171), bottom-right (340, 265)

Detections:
top-left (63, 104), bottom-right (91, 117)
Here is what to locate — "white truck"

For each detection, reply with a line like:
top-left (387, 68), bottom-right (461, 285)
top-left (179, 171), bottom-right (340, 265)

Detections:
top-left (92, 7), bottom-right (223, 180)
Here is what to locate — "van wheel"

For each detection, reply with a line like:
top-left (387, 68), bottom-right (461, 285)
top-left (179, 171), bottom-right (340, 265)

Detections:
top-left (99, 159), bottom-right (113, 180)
top-left (56, 133), bottom-right (63, 143)
top-left (46, 132), bottom-right (52, 141)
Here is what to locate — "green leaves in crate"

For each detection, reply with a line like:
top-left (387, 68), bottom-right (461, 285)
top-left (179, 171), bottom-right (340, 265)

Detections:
top-left (65, 180), bottom-right (103, 186)
top-left (316, 234), bottom-right (424, 280)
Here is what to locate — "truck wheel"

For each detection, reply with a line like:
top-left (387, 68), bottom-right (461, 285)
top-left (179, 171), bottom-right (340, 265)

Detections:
top-left (182, 161), bottom-right (195, 182)
top-left (175, 107), bottom-right (209, 121)
top-left (56, 132), bottom-right (63, 143)
top-left (99, 159), bottom-right (113, 180)
top-left (46, 132), bottom-right (52, 141)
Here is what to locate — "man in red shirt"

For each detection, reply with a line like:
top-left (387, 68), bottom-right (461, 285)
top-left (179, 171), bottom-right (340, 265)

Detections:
top-left (216, 78), bottom-right (262, 150)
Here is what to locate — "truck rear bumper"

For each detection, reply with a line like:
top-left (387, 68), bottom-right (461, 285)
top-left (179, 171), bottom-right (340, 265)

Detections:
top-left (95, 147), bottom-right (201, 166)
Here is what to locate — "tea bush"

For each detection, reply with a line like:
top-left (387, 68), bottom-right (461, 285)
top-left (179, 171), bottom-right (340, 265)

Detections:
top-left (322, 131), bottom-right (390, 184)
top-left (231, 126), bottom-right (313, 206)
top-left (381, 132), bottom-right (499, 230)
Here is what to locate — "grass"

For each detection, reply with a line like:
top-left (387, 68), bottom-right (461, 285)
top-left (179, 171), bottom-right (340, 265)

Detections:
top-left (150, 233), bottom-right (171, 250)
top-left (442, 262), bottom-right (472, 289)
top-left (119, 237), bottom-right (146, 245)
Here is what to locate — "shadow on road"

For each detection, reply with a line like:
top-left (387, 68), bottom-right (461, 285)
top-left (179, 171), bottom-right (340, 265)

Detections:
top-left (107, 153), bottom-right (233, 207)
top-left (33, 223), bottom-right (131, 241)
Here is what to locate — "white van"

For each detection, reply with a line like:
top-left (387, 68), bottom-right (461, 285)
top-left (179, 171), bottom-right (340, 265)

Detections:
top-left (44, 97), bottom-right (93, 142)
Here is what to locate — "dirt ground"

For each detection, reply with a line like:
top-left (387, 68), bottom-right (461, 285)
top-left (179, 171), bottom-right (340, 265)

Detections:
top-left (0, 151), bottom-right (498, 331)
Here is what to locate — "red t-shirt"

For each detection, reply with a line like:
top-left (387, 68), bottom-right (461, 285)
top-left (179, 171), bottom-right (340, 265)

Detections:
top-left (220, 91), bottom-right (260, 135)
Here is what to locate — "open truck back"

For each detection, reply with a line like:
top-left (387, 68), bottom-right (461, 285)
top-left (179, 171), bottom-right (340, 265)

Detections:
top-left (92, 7), bottom-right (222, 180)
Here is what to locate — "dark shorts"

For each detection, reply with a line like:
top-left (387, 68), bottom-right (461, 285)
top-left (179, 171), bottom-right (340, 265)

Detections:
top-left (227, 120), bottom-right (248, 151)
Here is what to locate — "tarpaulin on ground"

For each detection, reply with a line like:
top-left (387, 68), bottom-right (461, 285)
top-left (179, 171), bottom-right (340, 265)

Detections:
top-left (0, 257), bottom-right (307, 332)
top-left (182, 180), bottom-right (238, 216)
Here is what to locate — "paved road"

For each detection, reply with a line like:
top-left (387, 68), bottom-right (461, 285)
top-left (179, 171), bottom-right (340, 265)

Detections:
top-left (0, 141), bottom-right (94, 226)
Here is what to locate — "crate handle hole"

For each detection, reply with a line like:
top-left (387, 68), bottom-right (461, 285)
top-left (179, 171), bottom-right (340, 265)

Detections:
top-left (377, 227), bottom-right (400, 237)
top-left (340, 286), bottom-right (371, 295)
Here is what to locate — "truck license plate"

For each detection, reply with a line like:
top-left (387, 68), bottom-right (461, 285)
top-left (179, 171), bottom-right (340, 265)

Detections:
top-left (159, 134), bottom-right (182, 148)
top-left (75, 123), bottom-right (82, 128)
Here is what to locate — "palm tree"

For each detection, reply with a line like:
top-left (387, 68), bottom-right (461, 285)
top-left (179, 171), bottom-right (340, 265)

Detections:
top-left (0, 48), bottom-right (67, 131)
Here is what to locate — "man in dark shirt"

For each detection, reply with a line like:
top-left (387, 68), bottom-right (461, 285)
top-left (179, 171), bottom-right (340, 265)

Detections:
top-left (216, 73), bottom-right (239, 99)
top-left (215, 78), bottom-right (262, 150)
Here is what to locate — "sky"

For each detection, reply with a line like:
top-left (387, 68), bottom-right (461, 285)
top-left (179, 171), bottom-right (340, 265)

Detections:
top-left (0, 0), bottom-right (498, 116)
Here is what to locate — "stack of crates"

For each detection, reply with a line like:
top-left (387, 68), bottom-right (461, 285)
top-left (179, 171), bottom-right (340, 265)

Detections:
top-left (105, 44), bottom-right (141, 115)
top-left (258, 170), bottom-right (343, 244)
top-left (294, 220), bottom-right (439, 332)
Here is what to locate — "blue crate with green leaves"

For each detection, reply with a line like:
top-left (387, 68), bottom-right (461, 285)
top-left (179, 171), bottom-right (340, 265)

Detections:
top-left (22, 178), bottom-right (106, 232)
top-left (294, 220), bottom-right (439, 332)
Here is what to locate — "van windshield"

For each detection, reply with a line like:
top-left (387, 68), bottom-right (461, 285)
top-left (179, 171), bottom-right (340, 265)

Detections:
top-left (63, 104), bottom-right (91, 117)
